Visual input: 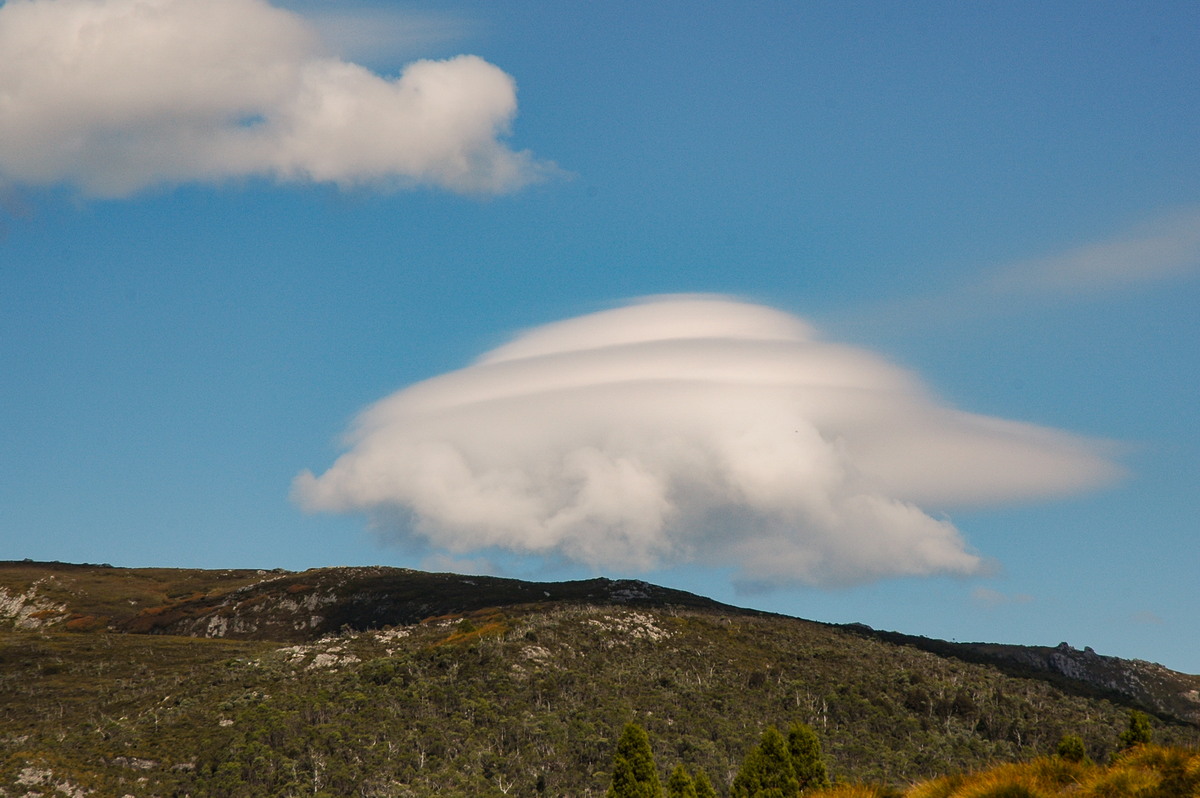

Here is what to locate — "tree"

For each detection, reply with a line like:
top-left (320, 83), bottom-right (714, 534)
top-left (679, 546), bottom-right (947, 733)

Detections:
top-left (666, 764), bottom-right (698, 798)
top-left (608, 723), bottom-right (663, 798)
top-left (731, 726), bottom-right (800, 798)
top-left (787, 722), bottom-right (830, 791)
top-left (693, 769), bottom-right (717, 798)
top-left (1055, 734), bottom-right (1090, 764)
top-left (1118, 711), bottom-right (1153, 750)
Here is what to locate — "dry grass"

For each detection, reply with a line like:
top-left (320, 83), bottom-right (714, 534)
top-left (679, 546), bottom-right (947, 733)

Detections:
top-left (876, 746), bottom-right (1199, 798)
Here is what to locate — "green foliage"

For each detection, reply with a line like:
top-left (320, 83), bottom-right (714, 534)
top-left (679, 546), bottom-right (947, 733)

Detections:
top-left (788, 721), bottom-right (830, 791)
top-left (1054, 734), bottom-right (1089, 764)
top-left (731, 726), bottom-right (801, 798)
top-left (1118, 711), bottom-right (1152, 750)
top-left (667, 763), bottom-right (699, 798)
top-left (1, 562), bottom-right (1198, 796)
top-left (609, 723), bottom-right (663, 798)
top-left (694, 768), bottom-right (718, 798)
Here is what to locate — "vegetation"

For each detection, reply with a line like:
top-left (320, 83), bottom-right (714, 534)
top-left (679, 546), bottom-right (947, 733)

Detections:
top-left (1054, 734), bottom-right (1090, 764)
top-left (903, 745), bottom-right (1200, 798)
top-left (695, 768), bottom-right (719, 798)
top-left (789, 722), bottom-right (830, 791)
top-left (624, 724), bottom-right (1200, 798)
top-left (667, 763), bottom-right (699, 798)
top-left (0, 562), bottom-right (1197, 796)
top-left (609, 723), bottom-right (663, 798)
top-left (731, 726), bottom-right (802, 798)
top-left (1120, 710), bottom-right (1154, 750)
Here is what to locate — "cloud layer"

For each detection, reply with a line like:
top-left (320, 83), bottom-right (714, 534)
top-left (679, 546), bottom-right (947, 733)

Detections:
top-left (983, 206), bottom-right (1200, 297)
top-left (295, 296), bottom-right (1121, 587)
top-left (0, 0), bottom-right (548, 196)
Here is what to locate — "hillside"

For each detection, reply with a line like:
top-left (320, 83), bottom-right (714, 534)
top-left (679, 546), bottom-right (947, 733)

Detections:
top-left (1, 561), bottom-right (1197, 797)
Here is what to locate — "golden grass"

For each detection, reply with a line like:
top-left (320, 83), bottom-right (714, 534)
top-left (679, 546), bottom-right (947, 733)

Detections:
top-left (847, 746), bottom-right (1200, 798)
top-left (813, 783), bottom-right (899, 798)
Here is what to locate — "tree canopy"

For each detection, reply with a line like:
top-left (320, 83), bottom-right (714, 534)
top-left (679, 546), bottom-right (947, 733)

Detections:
top-left (731, 726), bottom-right (801, 798)
top-left (608, 723), bottom-right (663, 798)
top-left (788, 722), bottom-right (830, 791)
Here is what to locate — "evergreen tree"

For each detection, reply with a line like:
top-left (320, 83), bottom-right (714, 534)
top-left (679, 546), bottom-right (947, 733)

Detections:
top-left (666, 764), bottom-right (698, 798)
top-left (787, 722), bottom-right (830, 791)
top-left (1055, 734), bottom-right (1090, 764)
top-left (608, 723), bottom-right (663, 798)
top-left (693, 769), bottom-right (718, 798)
top-left (1118, 710), bottom-right (1153, 750)
top-left (731, 726), bottom-right (800, 798)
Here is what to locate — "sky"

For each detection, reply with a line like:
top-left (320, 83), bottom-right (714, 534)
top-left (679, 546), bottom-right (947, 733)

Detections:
top-left (1, 0), bottom-right (1198, 673)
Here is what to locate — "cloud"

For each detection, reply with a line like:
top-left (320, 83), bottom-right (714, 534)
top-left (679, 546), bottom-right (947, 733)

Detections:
top-left (294, 6), bottom-right (478, 65)
top-left (971, 587), bottom-right (1034, 608)
top-left (982, 206), bottom-right (1200, 298)
top-left (840, 207), bottom-right (1200, 334)
top-left (294, 296), bottom-right (1122, 588)
top-left (0, 0), bottom-right (551, 197)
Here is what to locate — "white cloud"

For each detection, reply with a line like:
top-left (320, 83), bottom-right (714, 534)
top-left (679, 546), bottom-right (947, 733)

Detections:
top-left (0, 0), bottom-right (551, 196)
top-left (983, 206), bottom-right (1200, 297)
top-left (294, 296), bottom-right (1122, 588)
top-left (293, 6), bottom-right (478, 65)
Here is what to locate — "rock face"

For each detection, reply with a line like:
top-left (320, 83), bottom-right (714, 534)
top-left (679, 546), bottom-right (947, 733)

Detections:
top-left (960, 640), bottom-right (1200, 726)
top-left (0, 584), bottom-right (68, 629)
top-left (842, 624), bottom-right (1200, 727)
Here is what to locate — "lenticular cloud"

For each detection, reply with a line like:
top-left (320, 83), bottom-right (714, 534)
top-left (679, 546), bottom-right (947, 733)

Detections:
top-left (294, 296), bottom-right (1120, 587)
top-left (0, 0), bottom-right (549, 196)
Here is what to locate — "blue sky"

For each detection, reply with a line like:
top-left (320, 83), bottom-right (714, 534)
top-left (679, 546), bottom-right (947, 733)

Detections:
top-left (2, 0), bottom-right (1198, 673)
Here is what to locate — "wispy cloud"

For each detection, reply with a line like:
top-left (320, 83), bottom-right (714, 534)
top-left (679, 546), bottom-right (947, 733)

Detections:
top-left (840, 207), bottom-right (1200, 333)
top-left (981, 207), bottom-right (1200, 298)
top-left (295, 296), bottom-right (1121, 589)
top-left (0, 0), bottom-right (553, 197)
top-left (294, 6), bottom-right (481, 65)
top-left (971, 586), bottom-right (1034, 608)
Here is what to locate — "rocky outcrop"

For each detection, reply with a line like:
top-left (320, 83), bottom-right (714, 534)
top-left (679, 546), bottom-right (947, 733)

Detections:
top-left (844, 623), bottom-right (1200, 727)
top-left (0, 583), bottom-right (68, 629)
top-left (961, 640), bottom-right (1200, 726)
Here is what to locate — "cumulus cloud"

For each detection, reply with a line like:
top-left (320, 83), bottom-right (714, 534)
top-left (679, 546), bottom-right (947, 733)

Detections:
top-left (0, 0), bottom-right (550, 196)
top-left (294, 296), bottom-right (1121, 588)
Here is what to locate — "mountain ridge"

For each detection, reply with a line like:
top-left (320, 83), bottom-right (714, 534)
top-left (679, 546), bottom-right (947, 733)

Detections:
top-left (3, 560), bottom-right (1199, 796)
top-left (2, 559), bottom-right (1196, 726)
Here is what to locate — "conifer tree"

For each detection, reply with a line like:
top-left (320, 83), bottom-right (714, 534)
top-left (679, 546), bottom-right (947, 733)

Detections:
top-left (666, 764), bottom-right (698, 798)
top-left (608, 723), bottom-right (663, 798)
top-left (693, 769), bottom-right (717, 798)
top-left (1118, 710), bottom-right (1153, 750)
top-left (730, 726), bottom-right (800, 798)
top-left (787, 722), bottom-right (830, 791)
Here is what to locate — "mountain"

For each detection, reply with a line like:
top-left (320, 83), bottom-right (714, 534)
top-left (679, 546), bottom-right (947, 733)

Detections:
top-left (1, 560), bottom-right (1197, 797)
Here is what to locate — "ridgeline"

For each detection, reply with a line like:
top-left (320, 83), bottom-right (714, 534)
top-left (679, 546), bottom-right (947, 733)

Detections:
top-left (1, 561), bottom-right (1197, 797)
